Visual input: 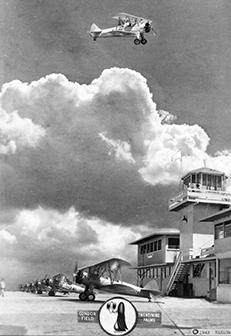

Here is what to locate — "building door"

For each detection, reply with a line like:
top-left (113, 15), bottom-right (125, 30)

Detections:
top-left (209, 261), bottom-right (216, 290)
top-left (209, 261), bottom-right (216, 301)
top-left (227, 267), bottom-right (231, 284)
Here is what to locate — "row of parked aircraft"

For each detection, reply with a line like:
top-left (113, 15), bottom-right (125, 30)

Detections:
top-left (19, 258), bottom-right (161, 302)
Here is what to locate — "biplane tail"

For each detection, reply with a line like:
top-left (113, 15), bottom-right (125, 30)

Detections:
top-left (89, 23), bottom-right (102, 40)
top-left (141, 279), bottom-right (162, 299)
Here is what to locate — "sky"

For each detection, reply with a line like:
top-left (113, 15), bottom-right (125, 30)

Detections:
top-left (1, 0), bottom-right (231, 289)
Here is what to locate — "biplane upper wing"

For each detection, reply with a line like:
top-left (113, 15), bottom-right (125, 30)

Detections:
top-left (113, 13), bottom-right (147, 21)
top-left (78, 257), bottom-right (131, 272)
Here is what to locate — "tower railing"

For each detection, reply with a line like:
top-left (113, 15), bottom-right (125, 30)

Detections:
top-left (169, 187), bottom-right (231, 210)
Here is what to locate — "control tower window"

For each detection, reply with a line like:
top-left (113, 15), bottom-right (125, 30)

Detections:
top-left (216, 176), bottom-right (222, 189)
top-left (192, 174), bottom-right (196, 184)
top-left (184, 176), bottom-right (190, 187)
top-left (202, 174), bottom-right (206, 186)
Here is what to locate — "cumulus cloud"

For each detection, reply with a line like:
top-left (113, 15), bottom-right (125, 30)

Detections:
top-left (1, 67), bottom-right (231, 226)
top-left (0, 108), bottom-right (45, 154)
top-left (0, 207), bottom-right (141, 285)
top-left (99, 132), bottom-right (135, 164)
top-left (140, 123), bottom-right (210, 185)
top-left (0, 229), bottom-right (17, 244)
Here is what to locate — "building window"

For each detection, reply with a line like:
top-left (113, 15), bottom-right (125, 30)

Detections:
top-left (215, 224), bottom-right (224, 240)
top-left (184, 176), bottom-right (190, 187)
top-left (168, 237), bottom-right (180, 249)
top-left (192, 174), bottom-right (196, 184)
top-left (215, 222), bottom-right (231, 239)
top-left (158, 239), bottom-right (162, 250)
top-left (219, 259), bottom-right (231, 284)
top-left (147, 244), bottom-right (150, 253)
top-left (202, 174), bottom-right (206, 186)
top-left (225, 223), bottom-right (231, 238)
top-left (153, 241), bottom-right (157, 251)
top-left (208, 174), bottom-right (212, 189)
top-left (140, 239), bottom-right (162, 255)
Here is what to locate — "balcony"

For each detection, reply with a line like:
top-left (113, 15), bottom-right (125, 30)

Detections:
top-left (169, 187), bottom-right (231, 211)
top-left (181, 246), bottom-right (215, 261)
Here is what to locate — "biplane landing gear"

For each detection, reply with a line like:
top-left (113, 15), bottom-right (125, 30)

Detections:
top-left (87, 293), bottom-right (95, 302)
top-left (79, 292), bottom-right (96, 301)
top-left (134, 38), bottom-right (140, 45)
top-left (79, 292), bottom-right (88, 301)
top-left (141, 38), bottom-right (147, 45)
top-left (48, 290), bottom-right (55, 296)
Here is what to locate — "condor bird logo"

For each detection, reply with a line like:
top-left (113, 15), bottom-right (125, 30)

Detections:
top-left (98, 297), bottom-right (137, 335)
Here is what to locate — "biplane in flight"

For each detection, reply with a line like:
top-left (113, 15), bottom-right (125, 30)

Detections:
top-left (71, 257), bottom-right (161, 302)
top-left (89, 12), bottom-right (157, 45)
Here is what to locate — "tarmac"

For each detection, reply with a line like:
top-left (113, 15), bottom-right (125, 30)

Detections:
top-left (0, 292), bottom-right (231, 335)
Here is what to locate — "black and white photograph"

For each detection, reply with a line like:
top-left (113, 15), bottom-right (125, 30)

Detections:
top-left (1, 1), bottom-right (231, 335)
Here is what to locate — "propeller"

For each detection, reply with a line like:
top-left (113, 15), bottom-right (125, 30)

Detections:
top-left (73, 261), bottom-right (78, 282)
top-left (145, 21), bottom-right (157, 37)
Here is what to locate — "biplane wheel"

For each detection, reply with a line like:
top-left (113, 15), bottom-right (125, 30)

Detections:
top-left (87, 293), bottom-right (95, 301)
top-left (141, 38), bottom-right (147, 45)
top-left (48, 291), bottom-right (55, 296)
top-left (134, 38), bottom-right (140, 45)
top-left (79, 292), bottom-right (88, 301)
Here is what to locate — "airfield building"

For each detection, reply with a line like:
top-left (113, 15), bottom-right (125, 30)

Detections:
top-left (131, 167), bottom-right (231, 302)
top-left (130, 228), bottom-right (180, 292)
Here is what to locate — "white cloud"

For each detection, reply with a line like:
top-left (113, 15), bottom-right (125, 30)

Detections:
top-left (99, 132), bottom-right (135, 164)
top-left (140, 123), bottom-right (210, 184)
top-left (0, 108), bottom-right (45, 154)
top-left (3, 207), bottom-right (140, 264)
top-left (0, 229), bottom-right (17, 244)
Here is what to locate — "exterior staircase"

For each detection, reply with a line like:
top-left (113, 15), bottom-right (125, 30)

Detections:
top-left (165, 252), bottom-right (190, 295)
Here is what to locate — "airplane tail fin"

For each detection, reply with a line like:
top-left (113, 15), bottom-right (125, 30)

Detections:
top-left (89, 23), bottom-right (102, 40)
top-left (143, 279), bottom-right (162, 297)
top-left (90, 23), bottom-right (102, 33)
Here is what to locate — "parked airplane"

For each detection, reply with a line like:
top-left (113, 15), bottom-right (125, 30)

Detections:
top-left (73, 258), bottom-right (161, 301)
top-left (47, 273), bottom-right (85, 296)
top-left (89, 12), bottom-right (157, 45)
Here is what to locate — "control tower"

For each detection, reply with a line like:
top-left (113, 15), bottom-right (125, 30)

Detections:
top-left (169, 167), bottom-right (231, 260)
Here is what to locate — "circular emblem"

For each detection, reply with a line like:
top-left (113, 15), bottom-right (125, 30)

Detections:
top-left (192, 329), bottom-right (199, 335)
top-left (98, 297), bottom-right (138, 336)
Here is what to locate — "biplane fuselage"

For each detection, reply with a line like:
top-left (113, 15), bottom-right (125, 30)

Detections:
top-left (48, 273), bottom-right (85, 296)
top-left (90, 26), bottom-right (140, 39)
